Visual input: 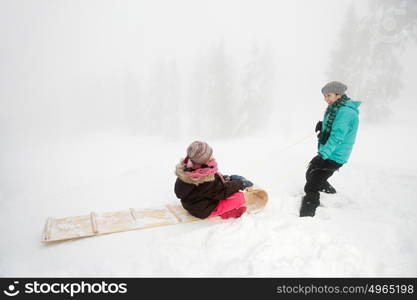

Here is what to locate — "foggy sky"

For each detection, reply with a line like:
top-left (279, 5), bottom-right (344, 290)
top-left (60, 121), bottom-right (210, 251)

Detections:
top-left (0, 0), bottom-right (416, 146)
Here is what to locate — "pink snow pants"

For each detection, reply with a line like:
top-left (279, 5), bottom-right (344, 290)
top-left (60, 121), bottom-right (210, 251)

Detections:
top-left (209, 192), bottom-right (246, 217)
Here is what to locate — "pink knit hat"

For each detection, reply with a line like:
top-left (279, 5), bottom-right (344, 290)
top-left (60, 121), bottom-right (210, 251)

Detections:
top-left (186, 141), bottom-right (213, 164)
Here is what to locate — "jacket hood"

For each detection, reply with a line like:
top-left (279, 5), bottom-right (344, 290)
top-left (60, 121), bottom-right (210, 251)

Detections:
top-left (344, 100), bottom-right (361, 114)
top-left (175, 160), bottom-right (216, 185)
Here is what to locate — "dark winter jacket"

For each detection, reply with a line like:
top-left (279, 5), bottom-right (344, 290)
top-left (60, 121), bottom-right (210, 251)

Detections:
top-left (174, 161), bottom-right (244, 219)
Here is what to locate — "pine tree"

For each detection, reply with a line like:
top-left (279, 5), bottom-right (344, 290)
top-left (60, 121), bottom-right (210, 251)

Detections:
top-left (190, 41), bottom-right (237, 139)
top-left (239, 43), bottom-right (275, 134)
top-left (145, 58), bottom-right (180, 137)
top-left (327, 0), bottom-right (417, 121)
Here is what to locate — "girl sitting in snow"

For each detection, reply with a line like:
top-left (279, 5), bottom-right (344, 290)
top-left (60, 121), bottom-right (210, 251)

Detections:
top-left (174, 141), bottom-right (253, 219)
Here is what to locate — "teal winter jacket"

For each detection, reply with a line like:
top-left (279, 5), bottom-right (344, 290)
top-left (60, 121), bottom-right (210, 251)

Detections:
top-left (318, 100), bottom-right (361, 164)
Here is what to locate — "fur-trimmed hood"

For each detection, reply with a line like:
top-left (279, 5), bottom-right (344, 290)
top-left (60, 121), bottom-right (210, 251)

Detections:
top-left (175, 159), bottom-right (216, 185)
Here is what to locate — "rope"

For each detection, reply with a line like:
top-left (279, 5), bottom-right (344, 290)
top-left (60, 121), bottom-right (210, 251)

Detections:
top-left (269, 132), bottom-right (317, 183)
top-left (274, 132), bottom-right (316, 155)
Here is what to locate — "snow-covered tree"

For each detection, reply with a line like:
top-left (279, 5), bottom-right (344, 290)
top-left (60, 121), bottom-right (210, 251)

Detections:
top-left (239, 43), bottom-right (275, 134)
top-left (327, 0), bottom-right (417, 121)
top-left (144, 58), bottom-right (181, 137)
top-left (190, 41), bottom-right (238, 139)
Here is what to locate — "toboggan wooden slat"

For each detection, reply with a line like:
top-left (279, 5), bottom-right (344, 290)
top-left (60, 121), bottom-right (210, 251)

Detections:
top-left (42, 188), bottom-right (268, 243)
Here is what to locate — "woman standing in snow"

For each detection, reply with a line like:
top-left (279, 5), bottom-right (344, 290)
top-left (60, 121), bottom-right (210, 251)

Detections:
top-left (300, 81), bottom-right (361, 217)
top-left (175, 141), bottom-right (253, 219)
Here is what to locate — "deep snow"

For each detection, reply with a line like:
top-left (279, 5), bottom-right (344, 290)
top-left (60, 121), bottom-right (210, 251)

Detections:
top-left (1, 109), bottom-right (416, 277)
top-left (1, 0), bottom-right (417, 278)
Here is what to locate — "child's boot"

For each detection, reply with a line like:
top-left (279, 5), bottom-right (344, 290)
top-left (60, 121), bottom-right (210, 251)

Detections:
top-left (320, 182), bottom-right (337, 194)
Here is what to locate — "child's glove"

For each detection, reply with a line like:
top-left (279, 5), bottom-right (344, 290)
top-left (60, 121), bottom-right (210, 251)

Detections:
top-left (315, 121), bottom-right (322, 133)
top-left (230, 175), bottom-right (245, 181)
top-left (315, 121), bottom-right (322, 139)
top-left (230, 175), bottom-right (253, 188)
top-left (241, 179), bottom-right (253, 188)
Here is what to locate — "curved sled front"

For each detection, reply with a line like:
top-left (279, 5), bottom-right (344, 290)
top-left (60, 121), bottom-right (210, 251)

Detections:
top-left (244, 188), bottom-right (268, 214)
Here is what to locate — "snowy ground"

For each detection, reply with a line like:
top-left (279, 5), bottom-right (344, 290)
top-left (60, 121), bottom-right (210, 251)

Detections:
top-left (1, 105), bottom-right (416, 277)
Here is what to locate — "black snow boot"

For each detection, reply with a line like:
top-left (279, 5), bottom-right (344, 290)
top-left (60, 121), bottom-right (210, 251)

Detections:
top-left (319, 182), bottom-right (337, 194)
top-left (300, 193), bottom-right (320, 217)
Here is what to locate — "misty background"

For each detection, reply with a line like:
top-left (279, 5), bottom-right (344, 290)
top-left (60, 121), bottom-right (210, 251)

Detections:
top-left (0, 0), bottom-right (416, 195)
top-left (2, 0), bottom-right (417, 278)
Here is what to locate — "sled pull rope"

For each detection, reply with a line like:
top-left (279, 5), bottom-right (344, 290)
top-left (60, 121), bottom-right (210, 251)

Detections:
top-left (276, 132), bottom-right (316, 155)
top-left (129, 208), bottom-right (137, 221)
top-left (90, 212), bottom-right (98, 234)
top-left (272, 132), bottom-right (316, 181)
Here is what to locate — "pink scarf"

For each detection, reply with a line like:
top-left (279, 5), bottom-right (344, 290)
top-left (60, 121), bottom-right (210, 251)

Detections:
top-left (183, 158), bottom-right (225, 183)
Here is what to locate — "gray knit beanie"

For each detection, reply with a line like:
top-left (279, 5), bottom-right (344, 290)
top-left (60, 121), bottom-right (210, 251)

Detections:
top-left (321, 81), bottom-right (348, 95)
top-left (186, 141), bottom-right (213, 164)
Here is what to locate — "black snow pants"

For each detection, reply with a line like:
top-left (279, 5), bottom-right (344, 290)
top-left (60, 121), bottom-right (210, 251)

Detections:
top-left (302, 157), bottom-right (343, 213)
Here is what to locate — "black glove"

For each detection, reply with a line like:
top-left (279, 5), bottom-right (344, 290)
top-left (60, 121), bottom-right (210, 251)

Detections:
top-left (315, 121), bottom-right (322, 139)
top-left (230, 175), bottom-right (253, 188)
top-left (241, 179), bottom-right (253, 188)
top-left (315, 121), bottom-right (322, 133)
top-left (230, 175), bottom-right (245, 181)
